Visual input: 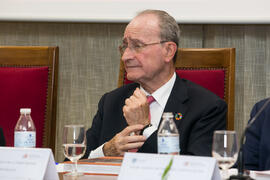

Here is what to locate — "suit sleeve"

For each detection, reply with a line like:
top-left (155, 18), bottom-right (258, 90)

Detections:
top-left (243, 102), bottom-right (262, 170)
top-left (187, 99), bottom-right (227, 156)
top-left (82, 93), bottom-right (107, 159)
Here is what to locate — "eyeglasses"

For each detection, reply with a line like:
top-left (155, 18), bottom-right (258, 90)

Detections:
top-left (119, 40), bottom-right (168, 55)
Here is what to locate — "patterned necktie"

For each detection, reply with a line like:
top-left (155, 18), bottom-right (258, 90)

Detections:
top-left (147, 96), bottom-right (155, 120)
top-left (147, 95), bottom-right (155, 104)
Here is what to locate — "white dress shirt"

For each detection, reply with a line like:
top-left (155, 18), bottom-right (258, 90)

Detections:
top-left (140, 73), bottom-right (176, 138)
top-left (88, 73), bottom-right (176, 158)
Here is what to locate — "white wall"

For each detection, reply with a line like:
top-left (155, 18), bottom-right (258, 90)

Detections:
top-left (1, 0), bottom-right (270, 23)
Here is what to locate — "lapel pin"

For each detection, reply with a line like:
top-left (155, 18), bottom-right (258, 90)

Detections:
top-left (175, 113), bottom-right (183, 120)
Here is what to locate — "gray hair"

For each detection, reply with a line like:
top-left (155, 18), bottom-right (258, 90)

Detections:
top-left (136, 10), bottom-right (180, 62)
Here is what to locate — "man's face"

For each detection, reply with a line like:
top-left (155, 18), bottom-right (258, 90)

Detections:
top-left (121, 14), bottom-right (167, 85)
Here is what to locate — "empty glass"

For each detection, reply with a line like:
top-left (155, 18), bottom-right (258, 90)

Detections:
top-left (212, 130), bottom-right (238, 179)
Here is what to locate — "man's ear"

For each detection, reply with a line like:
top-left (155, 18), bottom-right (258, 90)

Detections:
top-left (164, 42), bottom-right (177, 63)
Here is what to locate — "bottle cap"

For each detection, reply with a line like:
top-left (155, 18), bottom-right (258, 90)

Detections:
top-left (20, 108), bottom-right (31, 114)
top-left (162, 112), bottom-right (174, 118)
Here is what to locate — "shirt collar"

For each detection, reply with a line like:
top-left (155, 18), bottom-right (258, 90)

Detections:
top-left (140, 72), bottom-right (176, 109)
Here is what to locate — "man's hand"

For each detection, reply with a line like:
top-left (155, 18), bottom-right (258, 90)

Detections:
top-left (123, 88), bottom-right (150, 126)
top-left (103, 124), bottom-right (146, 156)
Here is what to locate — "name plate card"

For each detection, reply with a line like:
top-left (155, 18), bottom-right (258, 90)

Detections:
top-left (0, 147), bottom-right (59, 180)
top-left (118, 152), bottom-right (221, 180)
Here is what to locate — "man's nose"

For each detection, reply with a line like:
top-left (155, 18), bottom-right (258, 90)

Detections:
top-left (121, 47), bottom-right (134, 62)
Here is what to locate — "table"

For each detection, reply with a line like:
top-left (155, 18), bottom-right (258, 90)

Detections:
top-left (59, 173), bottom-right (117, 180)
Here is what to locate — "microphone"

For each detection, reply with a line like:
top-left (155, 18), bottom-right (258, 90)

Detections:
top-left (229, 98), bottom-right (270, 180)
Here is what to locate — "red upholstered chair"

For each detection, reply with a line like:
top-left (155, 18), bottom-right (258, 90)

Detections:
top-left (118, 48), bottom-right (235, 130)
top-left (0, 46), bottom-right (59, 153)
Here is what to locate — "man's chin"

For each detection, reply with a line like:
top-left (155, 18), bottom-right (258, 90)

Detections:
top-left (126, 77), bottom-right (136, 82)
top-left (126, 75), bottom-right (139, 82)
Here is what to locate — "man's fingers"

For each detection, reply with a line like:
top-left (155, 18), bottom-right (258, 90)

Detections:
top-left (123, 105), bottom-right (128, 114)
top-left (120, 125), bottom-right (144, 136)
top-left (123, 134), bottom-right (146, 144)
top-left (133, 88), bottom-right (147, 100)
top-left (125, 98), bottom-right (132, 106)
top-left (125, 93), bottom-right (141, 105)
top-left (122, 142), bottom-right (145, 151)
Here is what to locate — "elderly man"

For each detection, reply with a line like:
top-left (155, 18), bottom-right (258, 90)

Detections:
top-left (83, 9), bottom-right (227, 158)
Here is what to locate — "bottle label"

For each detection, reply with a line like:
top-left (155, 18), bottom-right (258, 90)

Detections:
top-left (14, 131), bottom-right (36, 147)
top-left (158, 135), bottom-right (180, 154)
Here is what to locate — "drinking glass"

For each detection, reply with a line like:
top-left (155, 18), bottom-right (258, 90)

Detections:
top-left (212, 130), bottom-right (238, 180)
top-left (63, 125), bottom-right (86, 177)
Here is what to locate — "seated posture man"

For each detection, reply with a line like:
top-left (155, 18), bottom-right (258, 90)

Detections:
top-left (83, 9), bottom-right (227, 159)
top-left (243, 98), bottom-right (270, 171)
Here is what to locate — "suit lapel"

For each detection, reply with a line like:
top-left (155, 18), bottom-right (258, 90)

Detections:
top-left (163, 76), bottom-right (189, 128)
top-left (126, 83), bottom-right (139, 98)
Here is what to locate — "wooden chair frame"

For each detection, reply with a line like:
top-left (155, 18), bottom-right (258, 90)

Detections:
top-left (118, 48), bottom-right (235, 130)
top-left (0, 46), bottom-right (59, 152)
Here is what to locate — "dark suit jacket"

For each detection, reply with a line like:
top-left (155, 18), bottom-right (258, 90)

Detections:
top-left (83, 75), bottom-right (227, 158)
top-left (244, 98), bottom-right (270, 170)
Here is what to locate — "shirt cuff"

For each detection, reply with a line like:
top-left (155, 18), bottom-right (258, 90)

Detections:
top-left (143, 125), bottom-right (157, 139)
top-left (88, 143), bottom-right (105, 159)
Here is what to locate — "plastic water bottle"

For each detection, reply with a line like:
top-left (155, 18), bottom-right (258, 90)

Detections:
top-left (14, 108), bottom-right (36, 147)
top-left (158, 112), bottom-right (180, 155)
